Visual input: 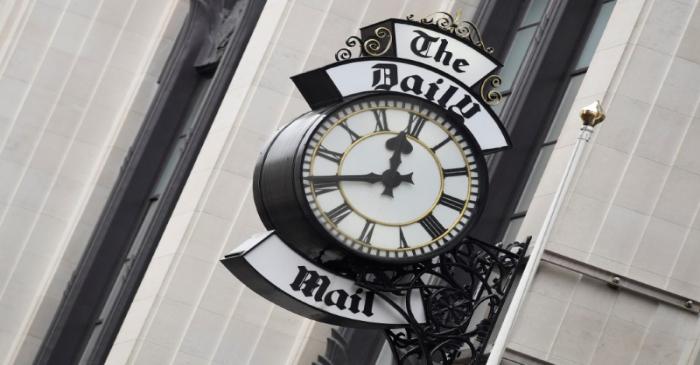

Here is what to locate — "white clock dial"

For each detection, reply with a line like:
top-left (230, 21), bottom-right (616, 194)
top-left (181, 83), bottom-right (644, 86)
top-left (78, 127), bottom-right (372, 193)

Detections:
top-left (301, 95), bottom-right (482, 260)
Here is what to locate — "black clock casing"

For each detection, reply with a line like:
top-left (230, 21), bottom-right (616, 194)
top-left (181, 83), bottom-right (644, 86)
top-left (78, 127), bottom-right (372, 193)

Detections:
top-left (252, 92), bottom-right (488, 269)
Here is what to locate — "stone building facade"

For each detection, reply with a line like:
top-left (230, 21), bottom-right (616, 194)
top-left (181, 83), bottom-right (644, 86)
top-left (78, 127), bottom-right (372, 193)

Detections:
top-left (0, 0), bottom-right (698, 364)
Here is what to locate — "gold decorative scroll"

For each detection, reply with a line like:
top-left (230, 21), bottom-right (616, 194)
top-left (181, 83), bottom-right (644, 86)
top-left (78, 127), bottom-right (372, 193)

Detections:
top-left (480, 75), bottom-right (502, 106)
top-left (407, 12), bottom-right (494, 54)
top-left (334, 27), bottom-right (393, 61)
top-left (363, 27), bottom-right (392, 57)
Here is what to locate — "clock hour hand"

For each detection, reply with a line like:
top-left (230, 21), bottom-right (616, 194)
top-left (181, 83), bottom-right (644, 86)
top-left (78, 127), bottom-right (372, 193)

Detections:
top-left (382, 131), bottom-right (414, 197)
top-left (380, 171), bottom-right (414, 197)
top-left (385, 131), bottom-right (413, 170)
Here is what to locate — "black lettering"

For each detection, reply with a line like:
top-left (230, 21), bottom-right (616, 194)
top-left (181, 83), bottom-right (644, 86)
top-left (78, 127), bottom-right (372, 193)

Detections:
top-left (362, 291), bottom-right (375, 317)
top-left (311, 179), bottom-right (339, 195)
top-left (400, 75), bottom-right (424, 96)
top-left (410, 30), bottom-right (469, 73)
top-left (338, 121), bottom-right (360, 142)
top-left (399, 227), bottom-right (408, 249)
top-left (437, 85), bottom-right (459, 108)
top-left (462, 103), bottom-right (481, 118)
top-left (323, 289), bottom-right (349, 310)
top-left (431, 137), bottom-right (451, 152)
top-left (372, 109), bottom-right (389, 131)
top-left (424, 78), bottom-right (444, 101)
top-left (449, 94), bottom-right (481, 119)
top-left (405, 113), bottom-right (427, 138)
top-left (349, 288), bottom-right (363, 314)
top-left (317, 145), bottom-right (343, 164)
top-left (290, 267), bottom-right (374, 317)
top-left (443, 167), bottom-right (468, 177)
top-left (419, 213), bottom-right (446, 239)
top-left (371, 63), bottom-right (398, 91)
top-left (290, 266), bottom-right (330, 301)
top-left (327, 202), bottom-right (352, 224)
top-left (359, 220), bottom-right (375, 243)
top-left (453, 58), bottom-right (469, 72)
top-left (410, 30), bottom-right (439, 58)
top-left (434, 39), bottom-right (452, 66)
top-left (439, 193), bottom-right (465, 211)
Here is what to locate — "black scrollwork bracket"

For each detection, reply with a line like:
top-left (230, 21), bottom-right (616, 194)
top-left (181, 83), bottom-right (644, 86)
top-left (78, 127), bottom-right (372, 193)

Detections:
top-left (335, 26), bottom-right (393, 62)
top-left (407, 12), bottom-right (494, 54)
top-left (348, 237), bottom-right (530, 365)
top-left (335, 35), bottom-right (363, 62)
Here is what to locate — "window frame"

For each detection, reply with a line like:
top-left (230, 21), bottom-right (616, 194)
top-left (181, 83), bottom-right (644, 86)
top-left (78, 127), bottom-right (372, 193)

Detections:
top-left (471, 0), bottom-right (606, 244)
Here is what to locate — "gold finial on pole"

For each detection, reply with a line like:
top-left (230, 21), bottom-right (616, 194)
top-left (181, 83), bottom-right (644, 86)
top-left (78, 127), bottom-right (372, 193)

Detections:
top-left (488, 100), bottom-right (606, 365)
top-left (579, 100), bottom-right (606, 127)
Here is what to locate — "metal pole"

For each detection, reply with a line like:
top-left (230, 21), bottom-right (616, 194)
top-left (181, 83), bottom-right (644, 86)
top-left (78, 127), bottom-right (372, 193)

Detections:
top-left (486, 101), bottom-right (606, 365)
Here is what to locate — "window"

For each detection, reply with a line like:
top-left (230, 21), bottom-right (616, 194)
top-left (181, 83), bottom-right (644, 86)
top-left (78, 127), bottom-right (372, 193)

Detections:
top-left (499, 0), bottom-right (549, 96)
top-left (499, 0), bottom-right (615, 245)
top-left (471, 0), bottom-right (616, 245)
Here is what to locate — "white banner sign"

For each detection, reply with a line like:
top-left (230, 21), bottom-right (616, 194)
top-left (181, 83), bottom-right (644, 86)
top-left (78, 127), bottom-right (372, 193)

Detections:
top-left (324, 59), bottom-right (509, 151)
top-left (393, 22), bottom-right (498, 86)
top-left (222, 231), bottom-right (426, 327)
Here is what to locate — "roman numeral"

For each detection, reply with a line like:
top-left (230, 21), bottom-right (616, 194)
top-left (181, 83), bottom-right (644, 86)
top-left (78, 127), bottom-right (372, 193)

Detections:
top-left (326, 203), bottom-right (352, 224)
top-left (405, 113), bottom-right (427, 138)
top-left (317, 145), bottom-right (343, 163)
top-left (431, 137), bottom-right (451, 152)
top-left (438, 193), bottom-right (465, 211)
top-left (443, 167), bottom-right (468, 177)
top-left (311, 180), bottom-right (339, 195)
top-left (358, 220), bottom-right (375, 243)
top-left (418, 213), bottom-right (446, 239)
top-left (338, 121), bottom-right (360, 142)
top-left (373, 109), bottom-right (389, 131)
top-left (399, 227), bottom-right (408, 248)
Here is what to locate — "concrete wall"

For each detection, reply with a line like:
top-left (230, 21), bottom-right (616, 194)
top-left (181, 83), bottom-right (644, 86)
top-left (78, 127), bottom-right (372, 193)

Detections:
top-left (509, 0), bottom-right (700, 363)
top-left (0, 0), bottom-right (188, 363)
top-left (107, 0), bottom-right (482, 364)
top-left (6, 0), bottom-right (696, 364)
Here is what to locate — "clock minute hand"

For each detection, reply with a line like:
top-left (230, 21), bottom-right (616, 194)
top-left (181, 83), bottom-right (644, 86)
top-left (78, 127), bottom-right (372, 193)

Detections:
top-left (306, 172), bottom-right (414, 185)
top-left (305, 173), bottom-right (384, 184)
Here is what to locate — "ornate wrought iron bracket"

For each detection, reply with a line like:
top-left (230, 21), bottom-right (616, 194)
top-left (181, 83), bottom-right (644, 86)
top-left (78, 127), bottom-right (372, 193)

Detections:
top-left (406, 12), bottom-right (494, 54)
top-left (345, 237), bottom-right (529, 365)
top-left (333, 13), bottom-right (504, 108)
top-left (334, 26), bottom-right (392, 62)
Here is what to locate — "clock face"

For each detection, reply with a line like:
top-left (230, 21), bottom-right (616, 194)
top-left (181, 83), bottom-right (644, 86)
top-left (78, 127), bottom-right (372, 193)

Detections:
top-left (300, 95), bottom-right (485, 261)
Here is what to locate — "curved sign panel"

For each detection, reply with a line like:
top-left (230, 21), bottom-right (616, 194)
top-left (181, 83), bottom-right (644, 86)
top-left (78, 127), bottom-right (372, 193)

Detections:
top-left (221, 231), bottom-right (426, 328)
top-left (292, 58), bottom-right (510, 152)
top-left (392, 21), bottom-right (498, 86)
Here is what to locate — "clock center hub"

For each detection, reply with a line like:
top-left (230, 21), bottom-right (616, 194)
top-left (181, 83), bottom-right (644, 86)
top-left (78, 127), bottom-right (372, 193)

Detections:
top-left (338, 132), bottom-right (443, 226)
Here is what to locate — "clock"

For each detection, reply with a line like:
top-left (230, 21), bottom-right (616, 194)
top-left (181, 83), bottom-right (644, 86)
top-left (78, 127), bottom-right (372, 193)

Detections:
top-left (253, 93), bottom-right (487, 265)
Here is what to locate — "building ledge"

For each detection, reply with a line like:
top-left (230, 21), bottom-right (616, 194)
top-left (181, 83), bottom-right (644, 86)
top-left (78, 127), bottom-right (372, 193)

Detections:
top-left (541, 249), bottom-right (699, 314)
